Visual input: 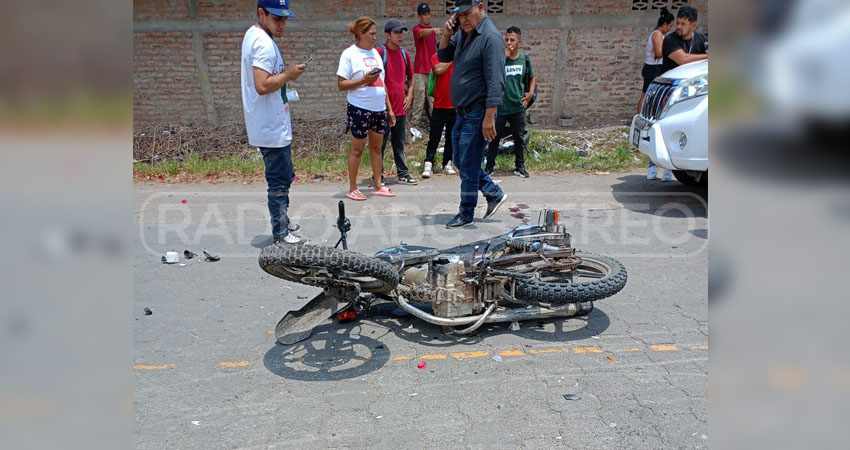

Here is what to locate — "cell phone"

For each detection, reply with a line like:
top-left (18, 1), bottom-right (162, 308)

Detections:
top-left (369, 67), bottom-right (382, 75)
top-left (304, 56), bottom-right (313, 64)
top-left (451, 13), bottom-right (460, 32)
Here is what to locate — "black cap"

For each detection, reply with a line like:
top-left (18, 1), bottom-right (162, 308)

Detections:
top-left (417, 3), bottom-right (430, 15)
top-left (384, 18), bottom-right (408, 33)
top-left (453, 0), bottom-right (482, 13)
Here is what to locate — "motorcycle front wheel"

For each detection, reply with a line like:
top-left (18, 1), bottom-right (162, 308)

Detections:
top-left (260, 244), bottom-right (400, 293)
top-left (513, 253), bottom-right (627, 304)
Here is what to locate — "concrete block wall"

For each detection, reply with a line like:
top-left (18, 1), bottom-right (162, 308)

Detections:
top-left (134, 0), bottom-right (708, 128)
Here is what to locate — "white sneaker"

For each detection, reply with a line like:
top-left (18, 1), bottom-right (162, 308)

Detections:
top-left (661, 170), bottom-right (673, 182)
top-left (422, 161), bottom-right (433, 178)
top-left (444, 161), bottom-right (456, 175)
top-left (646, 165), bottom-right (658, 180)
top-left (275, 232), bottom-right (301, 245)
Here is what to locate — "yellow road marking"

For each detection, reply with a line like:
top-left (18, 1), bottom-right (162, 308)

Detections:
top-left (499, 350), bottom-right (526, 357)
top-left (529, 348), bottom-right (567, 355)
top-left (573, 347), bottom-right (603, 354)
top-left (651, 345), bottom-right (679, 352)
top-left (452, 351), bottom-right (491, 359)
top-left (133, 364), bottom-right (172, 371)
top-left (421, 354), bottom-right (448, 360)
top-left (392, 356), bottom-right (411, 361)
top-left (626, 348), bottom-right (642, 352)
top-left (220, 361), bottom-right (250, 368)
top-left (691, 345), bottom-right (708, 350)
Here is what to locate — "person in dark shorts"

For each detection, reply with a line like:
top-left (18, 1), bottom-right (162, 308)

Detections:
top-left (638, 7), bottom-right (675, 181)
top-left (337, 16), bottom-right (397, 200)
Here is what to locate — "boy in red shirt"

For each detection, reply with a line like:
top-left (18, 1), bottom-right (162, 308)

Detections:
top-left (422, 53), bottom-right (456, 178)
top-left (412, 3), bottom-right (442, 128)
top-left (377, 18), bottom-right (417, 185)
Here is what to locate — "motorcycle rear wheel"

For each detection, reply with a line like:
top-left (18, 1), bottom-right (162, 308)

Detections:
top-left (260, 244), bottom-right (400, 293)
top-left (513, 253), bottom-right (627, 304)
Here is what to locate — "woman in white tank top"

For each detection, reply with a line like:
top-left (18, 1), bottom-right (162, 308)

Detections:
top-left (638, 7), bottom-right (675, 114)
top-left (638, 7), bottom-right (675, 180)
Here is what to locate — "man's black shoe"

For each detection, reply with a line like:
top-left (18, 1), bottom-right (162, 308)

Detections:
top-left (483, 193), bottom-right (508, 220)
top-left (445, 215), bottom-right (473, 229)
top-left (514, 166), bottom-right (529, 178)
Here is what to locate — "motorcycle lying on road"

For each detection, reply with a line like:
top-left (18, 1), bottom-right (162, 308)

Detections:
top-left (260, 202), bottom-right (627, 344)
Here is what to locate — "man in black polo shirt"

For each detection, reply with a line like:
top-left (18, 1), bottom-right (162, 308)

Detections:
top-left (661, 6), bottom-right (708, 74)
top-left (437, 0), bottom-right (507, 229)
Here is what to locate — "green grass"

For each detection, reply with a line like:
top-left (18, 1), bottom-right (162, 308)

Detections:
top-left (134, 127), bottom-right (647, 181)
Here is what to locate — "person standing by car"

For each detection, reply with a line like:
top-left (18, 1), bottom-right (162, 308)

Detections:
top-left (240, 0), bottom-right (306, 244)
top-left (422, 52), bottom-right (456, 178)
top-left (484, 26), bottom-right (535, 179)
top-left (662, 6), bottom-right (708, 74)
top-left (437, 0), bottom-right (507, 228)
top-left (337, 16), bottom-right (397, 201)
top-left (377, 18), bottom-right (418, 186)
top-left (639, 7), bottom-right (675, 181)
top-left (412, 3), bottom-right (441, 128)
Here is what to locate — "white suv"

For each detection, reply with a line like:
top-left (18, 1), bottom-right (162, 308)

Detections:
top-left (630, 60), bottom-right (708, 186)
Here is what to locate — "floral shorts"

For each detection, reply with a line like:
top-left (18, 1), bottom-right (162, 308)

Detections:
top-left (346, 103), bottom-right (389, 139)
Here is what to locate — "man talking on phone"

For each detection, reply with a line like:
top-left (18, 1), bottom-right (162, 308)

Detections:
top-left (437, 0), bottom-right (507, 228)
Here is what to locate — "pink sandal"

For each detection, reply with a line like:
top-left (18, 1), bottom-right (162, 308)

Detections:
top-left (371, 186), bottom-right (396, 197)
top-left (346, 189), bottom-right (367, 201)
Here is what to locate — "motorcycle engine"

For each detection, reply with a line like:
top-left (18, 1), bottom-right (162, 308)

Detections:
top-left (401, 255), bottom-right (484, 318)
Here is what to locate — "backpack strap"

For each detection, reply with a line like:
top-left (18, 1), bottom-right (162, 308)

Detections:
top-left (380, 44), bottom-right (410, 69)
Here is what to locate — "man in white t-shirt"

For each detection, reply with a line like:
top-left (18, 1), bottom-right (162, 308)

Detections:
top-left (241, 0), bottom-right (306, 245)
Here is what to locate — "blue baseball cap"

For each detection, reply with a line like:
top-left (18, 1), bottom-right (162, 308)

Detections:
top-left (258, 0), bottom-right (296, 18)
top-left (453, 0), bottom-right (483, 13)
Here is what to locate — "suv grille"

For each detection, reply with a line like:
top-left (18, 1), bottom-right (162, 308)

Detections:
top-left (640, 79), bottom-right (677, 121)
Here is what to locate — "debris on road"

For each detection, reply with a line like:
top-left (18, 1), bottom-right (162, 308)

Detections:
top-left (144, 307), bottom-right (153, 316)
top-left (349, 334), bottom-right (361, 340)
top-left (417, 361), bottom-right (426, 370)
top-left (562, 394), bottom-right (581, 401)
top-left (203, 249), bottom-right (220, 262)
top-left (162, 251), bottom-right (179, 264)
top-left (183, 250), bottom-right (195, 259)
top-left (492, 355), bottom-right (503, 362)
top-left (509, 321), bottom-right (520, 331)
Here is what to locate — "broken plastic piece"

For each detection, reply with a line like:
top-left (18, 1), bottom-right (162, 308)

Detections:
top-left (563, 394), bottom-right (580, 401)
top-left (417, 361), bottom-right (426, 370)
top-left (144, 307), bottom-right (153, 316)
top-left (203, 249), bottom-right (220, 262)
top-left (162, 251), bottom-right (179, 264)
top-left (349, 334), bottom-right (361, 340)
top-left (183, 250), bottom-right (195, 259)
top-left (509, 321), bottom-right (520, 331)
top-left (492, 355), bottom-right (503, 362)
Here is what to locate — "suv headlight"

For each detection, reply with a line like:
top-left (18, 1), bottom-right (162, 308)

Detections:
top-left (660, 74), bottom-right (708, 118)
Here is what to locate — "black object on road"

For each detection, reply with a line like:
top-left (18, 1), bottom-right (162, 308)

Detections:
top-left (144, 307), bottom-right (153, 316)
top-left (203, 249), bottom-right (220, 262)
top-left (563, 394), bottom-right (581, 401)
top-left (184, 250), bottom-right (196, 259)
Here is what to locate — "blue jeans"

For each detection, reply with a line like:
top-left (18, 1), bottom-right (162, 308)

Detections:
top-left (260, 146), bottom-right (294, 239)
top-left (452, 108), bottom-right (504, 221)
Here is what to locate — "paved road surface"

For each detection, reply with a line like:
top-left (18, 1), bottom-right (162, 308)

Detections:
top-left (133, 171), bottom-right (707, 449)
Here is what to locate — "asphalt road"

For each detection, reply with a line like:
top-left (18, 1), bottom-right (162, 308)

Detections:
top-left (133, 170), bottom-right (708, 449)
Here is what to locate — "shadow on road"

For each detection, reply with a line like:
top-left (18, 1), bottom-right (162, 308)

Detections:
top-left (262, 301), bottom-right (611, 381)
top-left (610, 174), bottom-right (708, 218)
top-left (263, 322), bottom-right (391, 381)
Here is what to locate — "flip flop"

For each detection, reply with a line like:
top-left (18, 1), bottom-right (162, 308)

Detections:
top-left (346, 189), bottom-right (367, 201)
top-left (371, 186), bottom-right (396, 197)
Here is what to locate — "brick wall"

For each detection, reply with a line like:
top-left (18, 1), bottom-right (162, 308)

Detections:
top-left (134, 0), bottom-right (708, 128)
top-left (134, 32), bottom-right (206, 122)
